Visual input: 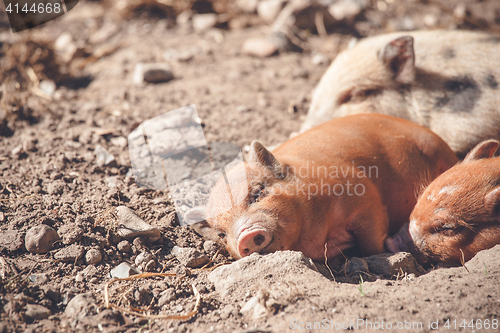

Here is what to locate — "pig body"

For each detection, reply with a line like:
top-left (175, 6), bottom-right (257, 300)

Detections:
top-left (386, 140), bottom-right (500, 265)
top-left (205, 114), bottom-right (458, 261)
top-left (302, 30), bottom-right (500, 156)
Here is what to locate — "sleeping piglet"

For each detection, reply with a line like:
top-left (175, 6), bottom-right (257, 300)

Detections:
top-left (302, 30), bottom-right (500, 157)
top-left (193, 114), bottom-right (458, 261)
top-left (386, 140), bottom-right (500, 265)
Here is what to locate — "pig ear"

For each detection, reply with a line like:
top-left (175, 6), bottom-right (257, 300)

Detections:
top-left (463, 140), bottom-right (499, 162)
top-left (378, 36), bottom-right (415, 84)
top-left (189, 220), bottom-right (223, 243)
top-left (248, 141), bottom-right (284, 179)
top-left (485, 187), bottom-right (500, 217)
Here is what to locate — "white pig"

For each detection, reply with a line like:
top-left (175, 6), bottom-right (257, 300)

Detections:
top-left (302, 30), bottom-right (500, 157)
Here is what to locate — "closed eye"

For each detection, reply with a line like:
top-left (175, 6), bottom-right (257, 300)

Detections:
top-left (249, 183), bottom-right (266, 204)
top-left (338, 88), bottom-right (379, 105)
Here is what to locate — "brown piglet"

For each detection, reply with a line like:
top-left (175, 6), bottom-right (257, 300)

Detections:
top-left (386, 140), bottom-right (500, 265)
top-left (194, 114), bottom-right (458, 261)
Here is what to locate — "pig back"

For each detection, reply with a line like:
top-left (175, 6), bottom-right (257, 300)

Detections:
top-left (274, 113), bottom-right (458, 233)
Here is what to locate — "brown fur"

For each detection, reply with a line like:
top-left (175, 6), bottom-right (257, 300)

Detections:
top-left (388, 140), bottom-right (500, 265)
top-left (206, 114), bottom-right (458, 261)
top-left (303, 30), bottom-right (500, 157)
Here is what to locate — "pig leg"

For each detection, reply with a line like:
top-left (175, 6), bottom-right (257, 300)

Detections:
top-left (347, 183), bottom-right (391, 256)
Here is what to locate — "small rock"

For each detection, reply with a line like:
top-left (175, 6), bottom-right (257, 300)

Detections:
top-left (158, 288), bottom-right (176, 307)
top-left (117, 240), bottom-right (131, 253)
top-left (292, 68), bottom-right (309, 79)
top-left (54, 32), bottom-right (77, 63)
top-left (203, 240), bottom-right (217, 253)
top-left (25, 225), bottom-right (59, 254)
top-left (133, 63), bottom-right (174, 84)
top-left (364, 252), bottom-right (426, 277)
top-left (29, 274), bottom-right (49, 285)
top-left (345, 257), bottom-right (369, 275)
top-left (110, 136), bottom-right (128, 148)
top-left (47, 181), bottom-right (65, 195)
top-left (171, 246), bottom-right (210, 268)
top-left (109, 262), bottom-right (140, 279)
top-left (85, 249), bottom-right (102, 265)
top-left (57, 223), bottom-right (84, 245)
top-left (54, 244), bottom-right (85, 262)
top-left (242, 38), bottom-right (278, 58)
top-left (64, 293), bottom-right (98, 321)
top-left (236, 105), bottom-right (250, 113)
top-left (95, 145), bottom-right (117, 167)
top-left (0, 230), bottom-right (24, 252)
top-left (236, 0), bottom-right (258, 13)
top-left (75, 272), bottom-right (84, 282)
top-left (11, 145), bottom-right (23, 159)
top-left (24, 304), bottom-right (51, 321)
top-left (192, 13), bottom-right (218, 32)
top-left (257, 0), bottom-right (284, 23)
top-left (177, 10), bottom-right (192, 26)
top-left (116, 206), bottom-right (161, 243)
top-left (23, 138), bottom-right (37, 152)
top-left (240, 291), bottom-right (268, 319)
top-left (135, 251), bottom-right (154, 266)
top-left (39, 80), bottom-right (56, 97)
top-left (328, 0), bottom-right (368, 21)
top-left (311, 53), bottom-right (329, 66)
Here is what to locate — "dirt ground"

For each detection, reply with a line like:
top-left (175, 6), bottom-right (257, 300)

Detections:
top-left (1, 0), bottom-right (500, 332)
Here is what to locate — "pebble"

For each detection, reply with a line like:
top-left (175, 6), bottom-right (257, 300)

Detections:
top-left (345, 257), bottom-right (369, 275)
top-left (133, 63), bottom-right (174, 84)
top-left (242, 38), bottom-right (278, 58)
top-left (39, 80), bottom-right (56, 97)
top-left (257, 0), bottom-right (284, 23)
top-left (46, 181), bottom-right (65, 195)
top-left (328, 0), bottom-right (368, 21)
top-left (311, 53), bottom-right (329, 66)
top-left (110, 136), bottom-right (128, 148)
top-left (54, 244), bottom-right (85, 262)
top-left (75, 272), bottom-right (84, 282)
top-left (24, 304), bottom-right (51, 321)
top-left (135, 251), bottom-right (154, 266)
top-left (109, 262), bottom-right (139, 279)
top-left (203, 240), bottom-right (217, 253)
top-left (64, 293), bottom-right (97, 320)
top-left (0, 230), bottom-right (24, 252)
top-left (54, 32), bottom-right (77, 63)
top-left (192, 13), bottom-right (218, 32)
top-left (23, 138), bottom-right (37, 152)
top-left (236, 105), bottom-right (250, 113)
top-left (11, 145), bottom-right (23, 159)
top-left (117, 240), bottom-right (132, 253)
top-left (171, 246), bottom-right (210, 268)
top-left (25, 225), bottom-right (59, 254)
top-left (116, 206), bottom-right (161, 243)
top-left (85, 249), bottom-right (102, 265)
top-left (57, 223), bottom-right (84, 245)
top-left (95, 145), bottom-right (117, 167)
top-left (236, 0), bottom-right (258, 13)
top-left (158, 288), bottom-right (176, 307)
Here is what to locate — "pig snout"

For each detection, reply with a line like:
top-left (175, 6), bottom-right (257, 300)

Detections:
top-left (237, 228), bottom-right (272, 257)
top-left (385, 223), bottom-right (429, 264)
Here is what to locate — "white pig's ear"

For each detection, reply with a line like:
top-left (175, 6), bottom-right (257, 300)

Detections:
top-left (463, 140), bottom-right (499, 162)
top-left (378, 36), bottom-right (415, 84)
top-left (248, 141), bottom-right (284, 179)
top-left (485, 187), bottom-right (500, 217)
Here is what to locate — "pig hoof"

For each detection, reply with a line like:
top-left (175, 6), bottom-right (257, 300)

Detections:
top-left (237, 229), bottom-right (272, 257)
